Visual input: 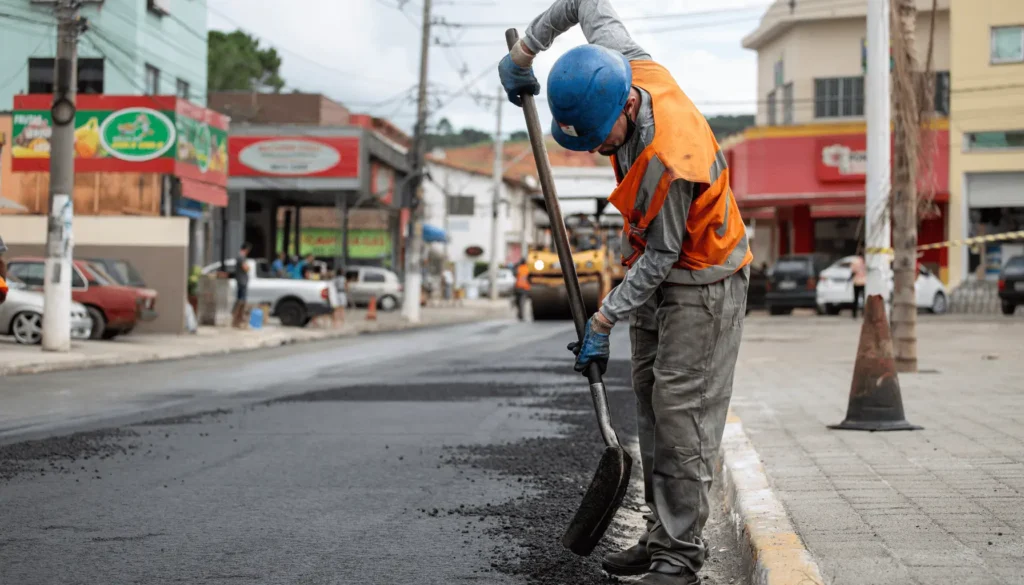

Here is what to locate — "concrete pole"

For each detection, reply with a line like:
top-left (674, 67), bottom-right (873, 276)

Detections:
top-left (42, 0), bottom-right (80, 353)
top-left (865, 0), bottom-right (891, 299)
top-left (401, 0), bottom-right (432, 322)
top-left (488, 86), bottom-right (503, 301)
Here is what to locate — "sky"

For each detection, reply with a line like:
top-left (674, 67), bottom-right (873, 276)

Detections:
top-left (207, 0), bottom-right (774, 137)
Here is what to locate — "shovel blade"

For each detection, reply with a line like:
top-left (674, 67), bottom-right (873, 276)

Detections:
top-left (561, 446), bottom-right (633, 556)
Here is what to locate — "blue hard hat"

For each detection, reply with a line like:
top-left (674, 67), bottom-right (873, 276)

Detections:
top-left (547, 44), bottom-right (632, 152)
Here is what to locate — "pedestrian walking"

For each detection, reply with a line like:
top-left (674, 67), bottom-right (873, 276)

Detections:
top-left (442, 265), bottom-right (454, 303)
top-left (500, 2), bottom-right (752, 583)
top-left (513, 259), bottom-right (531, 321)
top-left (231, 242), bottom-right (252, 328)
top-left (850, 251), bottom-right (867, 318)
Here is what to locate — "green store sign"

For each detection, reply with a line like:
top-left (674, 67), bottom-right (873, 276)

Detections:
top-left (99, 107), bottom-right (176, 161)
top-left (277, 229), bottom-right (392, 259)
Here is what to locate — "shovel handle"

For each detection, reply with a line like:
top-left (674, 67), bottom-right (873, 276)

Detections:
top-left (505, 28), bottom-right (620, 450)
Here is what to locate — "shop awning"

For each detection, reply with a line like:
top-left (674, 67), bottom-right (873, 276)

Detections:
top-left (180, 177), bottom-right (228, 207)
top-left (423, 223), bottom-right (447, 243)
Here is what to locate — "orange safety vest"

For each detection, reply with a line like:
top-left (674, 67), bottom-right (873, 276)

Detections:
top-left (0, 275), bottom-right (7, 303)
top-left (515, 263), bottom-right (531, 291)
top-left (608, 60), bottom-right (752, 285)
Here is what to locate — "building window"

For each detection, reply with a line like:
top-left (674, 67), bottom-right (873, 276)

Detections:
top-left (27, 57), bottom-right (104, 94)
top-left (176, 78), bottom-right (190, 100)
top-left (814, 76), bottom-right (864, 118)
top-left (773, 58), bottom-right (784, 88)
top-left (447, 195), bottom-right (475, 216)
top-left (964, 130), bottom-right (1024, 151)
top-left (145, 64), bottom-right (160, 94)
top-left (934, 71), bottom-right (950, 115)
top-left (767, 89), bottom-right (777, 125)
top-left (782, 82), bottom-right (794, 125)
top-left (148, 0), bottom-right (170, 16)
top-left (991, 26), bottom-right (1024, 64)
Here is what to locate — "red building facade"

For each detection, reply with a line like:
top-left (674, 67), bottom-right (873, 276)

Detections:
top-left (725, 120), bottom-right (951, 281)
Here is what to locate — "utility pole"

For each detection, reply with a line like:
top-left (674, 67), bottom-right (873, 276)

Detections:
top-left (891, 0), bottom-right (920, 373)
top-left (401, 0), bottom-right (432, 323)
top-left (488, 85), bottom-right (503, 301)
top-left (864, 0), bottom-right (891, 303)
top-left (42, 0), bottom-right (82, 352)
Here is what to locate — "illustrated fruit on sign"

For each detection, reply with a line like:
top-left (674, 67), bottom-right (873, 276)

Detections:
top-left (74, 117), bottom-right (101, 158)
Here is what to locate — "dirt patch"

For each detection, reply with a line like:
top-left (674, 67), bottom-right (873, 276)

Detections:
top-left (264, 381), bottom-right (578, 404)
top-left (0, 429), bottom-right (139, 482)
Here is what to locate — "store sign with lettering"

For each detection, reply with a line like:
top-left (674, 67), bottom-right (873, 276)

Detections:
top-left (229, 136), bottom-right (360, 178)
top-left (11, 95), bottom-right (229, 186)
top-left (817, 137), bottom-right (867, 183)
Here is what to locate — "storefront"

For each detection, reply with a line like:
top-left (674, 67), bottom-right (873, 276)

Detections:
top-left (725, 120), bottom-right (951, 280)
top-left (963, 171), bottom-right (1024, 280)
top-left (224, 125), bottom-right (409, 274)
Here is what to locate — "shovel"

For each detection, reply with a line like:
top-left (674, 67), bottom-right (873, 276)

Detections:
top-left (505, 28), bottom-right (633, 557)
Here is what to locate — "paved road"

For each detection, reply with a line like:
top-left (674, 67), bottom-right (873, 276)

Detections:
top-left (0, 320), bottom-right (745, 585)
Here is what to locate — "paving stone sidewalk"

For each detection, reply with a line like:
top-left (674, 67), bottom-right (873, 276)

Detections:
top-left (0, 299), bottom-right (513, 377)
top-left (731, 313), bottom-right (1024, 585)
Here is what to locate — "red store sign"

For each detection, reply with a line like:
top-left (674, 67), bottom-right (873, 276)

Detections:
top-left (229, 136), bottom-right (360, 178)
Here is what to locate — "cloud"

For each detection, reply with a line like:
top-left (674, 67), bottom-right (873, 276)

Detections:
top-left (208, 0), bottom-right (767, 133)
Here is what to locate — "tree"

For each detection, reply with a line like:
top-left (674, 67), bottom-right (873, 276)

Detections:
top-left (508, 130), bottom-right (529, 142)
top-left (891, 0), bottom-right (920, 373)
top-left (208, 30), bottom-right (285, 93)
top-left (436, 117), bottom-right (454, 135)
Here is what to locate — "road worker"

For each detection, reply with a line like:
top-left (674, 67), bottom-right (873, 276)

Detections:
top-left (513, 258), bottom-right (531, 321)
top-left (498, 1), bottom-right (752, 583)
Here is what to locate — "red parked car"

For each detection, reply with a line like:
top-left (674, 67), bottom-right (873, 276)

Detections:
top-left (6, 258), bottom-right (158, 340)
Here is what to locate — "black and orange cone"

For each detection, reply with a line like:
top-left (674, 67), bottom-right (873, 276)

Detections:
top-left (829, 294), bottom-right (922, 432)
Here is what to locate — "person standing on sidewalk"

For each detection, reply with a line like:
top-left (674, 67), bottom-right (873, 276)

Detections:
top-left (499, 2), bottom-right (751, 583)
top-left (513, 259), bottom-right (531, 321)
top-left (231, 242), bottom-right (252, 328)
top-left (850, 251), bottom-right (867, 318)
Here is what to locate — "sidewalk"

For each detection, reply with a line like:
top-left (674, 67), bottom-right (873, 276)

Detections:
top-left (730, 314), bottom-right (1024, 585)
top-left (0, 299), bottom-right (513, 377)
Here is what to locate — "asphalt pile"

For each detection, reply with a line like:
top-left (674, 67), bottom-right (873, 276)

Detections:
top-left (440, 359), bottom-right (639, 585)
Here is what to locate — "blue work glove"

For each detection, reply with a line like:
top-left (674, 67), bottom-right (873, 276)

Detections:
top-left (567, 317), bottom-right (611, 375)
top-left (498, 53), bottom-right (540, 107)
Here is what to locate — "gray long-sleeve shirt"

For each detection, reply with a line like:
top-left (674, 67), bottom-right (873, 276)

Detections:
top-left (523, 0), bottom-right (694, 326)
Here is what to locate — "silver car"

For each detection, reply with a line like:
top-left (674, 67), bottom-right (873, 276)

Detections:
top-left (341, 266), bottom-right (404, 311)
top-left (1, 276), bottom-right (92, 344)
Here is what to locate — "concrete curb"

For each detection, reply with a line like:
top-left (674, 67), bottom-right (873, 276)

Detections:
top-left (0, 309), bottom-right (509, 377)
top-left (719, 410), bottom-right (826, 585)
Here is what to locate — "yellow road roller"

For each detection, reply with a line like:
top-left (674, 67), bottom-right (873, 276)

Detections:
top-left (526, 214), bottom-right (625, 321)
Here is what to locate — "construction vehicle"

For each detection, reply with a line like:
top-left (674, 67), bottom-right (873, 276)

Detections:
top-left (526, 212), bottom-right (626, 320)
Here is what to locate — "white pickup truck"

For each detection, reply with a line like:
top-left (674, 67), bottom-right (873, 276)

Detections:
top-left (201, 259), bottom-right (338, 327)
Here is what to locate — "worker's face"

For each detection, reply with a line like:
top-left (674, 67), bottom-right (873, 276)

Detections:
top-left (591, 90), bottom-right (639, 157)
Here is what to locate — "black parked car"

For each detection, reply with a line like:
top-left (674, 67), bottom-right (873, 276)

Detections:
top-left (745, 263), bottom-right (769, 314)
top-left (765, 253), bottom-right (833, 316)
top-left (998, 255), bottom-right (1024, 316)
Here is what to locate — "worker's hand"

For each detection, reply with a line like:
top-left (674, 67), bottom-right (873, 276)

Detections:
top-left (567, 315), bottom-right (612, 375)
top-left (498, 41), bottom-right (540, 107)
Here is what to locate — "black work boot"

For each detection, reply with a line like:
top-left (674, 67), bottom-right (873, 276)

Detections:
top-left (637, 561), bottom-right (701, 585)
top-left (601, 543), bottom-right (652, 576)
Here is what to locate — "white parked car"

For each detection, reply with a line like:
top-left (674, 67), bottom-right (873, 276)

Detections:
top-left (201, 259), bottom-right (339, 327)
top-left (341, 266), bottom-right (404, 311)
top-left (0, 275), bottom-right (92, 344)
top-left (816, 256), bottom-right (949, 315)
top-left (474, 268), bottom-right (516, 297)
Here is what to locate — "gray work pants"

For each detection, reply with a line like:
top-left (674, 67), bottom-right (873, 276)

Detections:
top-left (629, 266), bottom-right (748, 573)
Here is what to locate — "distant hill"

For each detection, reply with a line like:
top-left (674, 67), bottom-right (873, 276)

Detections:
top-left (706, 115), bottom-right (755, 140)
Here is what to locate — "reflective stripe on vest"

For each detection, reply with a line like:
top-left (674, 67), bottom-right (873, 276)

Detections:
top-left (607, 60), bottom-right (752, 285)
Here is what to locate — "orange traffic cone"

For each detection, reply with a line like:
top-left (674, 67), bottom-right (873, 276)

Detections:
top-left (366, 295), bottom-right (377, 321)
top-left (829, 294), bottom-right (922, 432)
